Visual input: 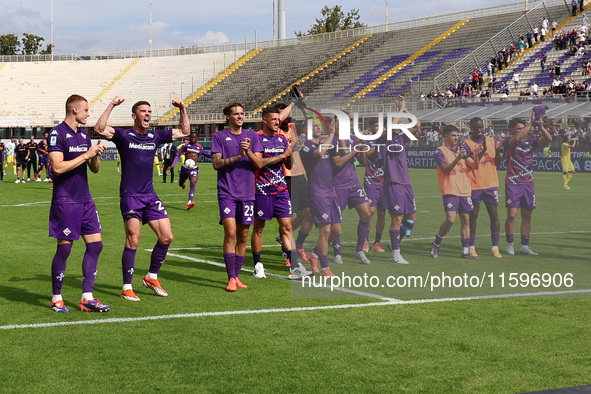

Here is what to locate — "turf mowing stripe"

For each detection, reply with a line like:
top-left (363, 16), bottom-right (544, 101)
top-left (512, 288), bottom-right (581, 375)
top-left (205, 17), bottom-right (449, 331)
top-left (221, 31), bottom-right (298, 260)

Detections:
top-left (3, 289), bottom-right (591, 331)
top-left (165, 252), bottom-right (396, 301)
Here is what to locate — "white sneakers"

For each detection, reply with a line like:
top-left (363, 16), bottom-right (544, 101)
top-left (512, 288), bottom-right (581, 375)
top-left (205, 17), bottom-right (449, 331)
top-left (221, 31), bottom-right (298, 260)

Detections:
top-left (253, 262), bottom-right (266, 278)
top-left (392, 251), bottom-right (409, 265)
top-left (506, 243), bottom-right (515, 255)
top-left (289, 263), bottom-right (313, 280)
top-left (354, 251), bottom-right (371, 265)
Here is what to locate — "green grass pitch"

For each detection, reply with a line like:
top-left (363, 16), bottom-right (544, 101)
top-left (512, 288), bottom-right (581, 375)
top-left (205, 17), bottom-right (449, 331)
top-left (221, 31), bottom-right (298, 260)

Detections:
top-left (0, 162), bottom-right (589, 392)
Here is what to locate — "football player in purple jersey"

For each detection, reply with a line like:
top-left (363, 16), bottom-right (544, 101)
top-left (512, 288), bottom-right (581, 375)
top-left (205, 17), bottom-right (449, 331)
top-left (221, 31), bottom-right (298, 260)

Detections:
top-left (503, 110), bottom-right (552, 256)
top-left (212, 102), bottom-right (263, 292)
top-left (48, 94), bottom-right (110, 313)
top-left (171, 131), bottom-right (211, 210)
top-left (250, 106), bottom-right (313, 280)
top-left (299, 120), bottom-right (342, 276)
top-left (95, 95), bottom-right (190, 301)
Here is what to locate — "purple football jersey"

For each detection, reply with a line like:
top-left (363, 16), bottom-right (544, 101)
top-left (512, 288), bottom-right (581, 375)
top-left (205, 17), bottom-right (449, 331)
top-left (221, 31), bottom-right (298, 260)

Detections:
top-left (299, 140), bottom-right (336, 198)
top-left (363, 140), bottom-right (384, 186)
top-left (256, 132), bottom-right (289, 196)
top-left (111, 128), bottom-right (173, 196)
top-left (48, 122), bottom-right (93, 204)
top-left (504, 137), bottom-right (539, 185)
top-left (332, 134), bottom-right (362, 189)
top-left (383, 134), bottom-right (411, 185)
top-left (211, 129), bottom-right (263, 200)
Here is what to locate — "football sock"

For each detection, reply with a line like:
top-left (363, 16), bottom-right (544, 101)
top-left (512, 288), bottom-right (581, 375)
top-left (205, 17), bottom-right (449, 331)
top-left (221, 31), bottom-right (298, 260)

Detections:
top-left (122, 247), bottom-right (137, 285)
top-left (189, 182), bottom-right (196, 201)
top-left (319, 255), bottom-right (330, 270)
top-left (566, 173), bottom-right (574, 184)
top-left (51, 294), bottom-right (62, 303)
top-left (506, 234), bottom-right (514, 244)
top-left (469, 233), bottom-right (476, 248)
top-left (434, 234), bottom-right (444, 246)
top-left (296, 231), bottom-right (309, 249)
top-left (374, 232), bottom-right (382, 244)
top-left (82, 241), bottom-right (103, 293)
top-left (149, 242), bottom-right (169, 275)
top-left (234, 255), bottom-right (245, 278)
top-left (521, 235), bottom-right (530, 247)
top-left (82, 292), bottom-right (94, 301)
top-left (252, 252), bottom-right (261, 265)
top-left (223, 253), bottom-right (236, 280)
top-left (52, 243), bottom-right (72, 296)
top-left (491, 232), bottom-right (500, 247)
top-left (356, 221), bottom-right (370, 252)
top-left (288, 250), bottom-right (299, 266)
top-left (563, 174), bottom-right (568, 185)
top-left (461, 238), bottom-right (470, 254)
top-left (389, 230), bottom-right (401, 251)
top-left (332, 236), bottom-right (341, 257)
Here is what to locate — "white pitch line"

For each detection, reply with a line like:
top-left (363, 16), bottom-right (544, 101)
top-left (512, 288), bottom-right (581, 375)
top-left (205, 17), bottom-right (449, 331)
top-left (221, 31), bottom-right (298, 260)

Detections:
top-left (3, 288), bottom-right (591, 331)
top-left (165, 252), bottom-right (395, 301)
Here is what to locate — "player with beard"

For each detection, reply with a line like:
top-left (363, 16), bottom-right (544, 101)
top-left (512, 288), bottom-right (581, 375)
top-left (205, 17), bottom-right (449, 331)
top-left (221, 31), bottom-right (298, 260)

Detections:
top-left (503, 111), bottom-right (552, 255)
top-left (95, 95), bottom-right (190, 301)
top-left (211, 102), bottom-right (263, 292)
top-left (464, 117), bottom-right (503, 258)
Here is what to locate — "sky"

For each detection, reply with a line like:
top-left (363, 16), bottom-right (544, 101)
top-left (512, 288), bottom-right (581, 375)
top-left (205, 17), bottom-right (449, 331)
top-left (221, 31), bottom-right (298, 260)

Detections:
top-left (0, 0), bottom-right (530, 55)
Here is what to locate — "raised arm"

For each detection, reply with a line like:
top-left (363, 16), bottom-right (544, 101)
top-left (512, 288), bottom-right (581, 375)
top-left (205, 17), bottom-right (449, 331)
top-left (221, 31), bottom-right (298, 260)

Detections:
top-left (171, 143), bottom-right (186, 168)
top-left (509, 111), bottom-right (535, 148)
top-left (536, 118), bottom-right (553, 147)
top-left (95, 96), bottom-right (125, 140)
top-left (171, 97), bottom-right (190, 141)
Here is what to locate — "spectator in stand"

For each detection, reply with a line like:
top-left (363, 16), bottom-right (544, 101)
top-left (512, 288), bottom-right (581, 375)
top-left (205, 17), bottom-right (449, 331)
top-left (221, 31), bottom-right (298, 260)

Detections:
top-left (532, 81), bottom-right (539, 96)
top-left (555, 60), bottom-right (561, 77)
top-left (540, 52), bottom-right (547, 71)
top-left (580, 0), bottom-right (584, 13)
top-left (527, 31), bottom-right (533, 49)
top-left (583, 14), bottom-right (589, 27)
top-left (512, 70), bottom-right (520, 90)
top-left (572, 0), bottom-right (578, 17)
top-left (471, 69), bottom-right (479, 90)
top-left (540, 26), bottom-right (547, 42)
top-left (552, 20), bottom-right (558, 34)
top-left (533, 26), bottom-right (539, 43)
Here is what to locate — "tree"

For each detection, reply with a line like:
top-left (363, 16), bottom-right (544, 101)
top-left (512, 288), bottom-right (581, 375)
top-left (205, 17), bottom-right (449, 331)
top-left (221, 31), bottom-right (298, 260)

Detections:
top-left (21, 33), bottom-right (45, 55)
top-left (295, 5), bottom-right (365, 37)
top-left (0, 34), bottom-right (20, 55)
top-left (39, 43), bottom-right (53, 56)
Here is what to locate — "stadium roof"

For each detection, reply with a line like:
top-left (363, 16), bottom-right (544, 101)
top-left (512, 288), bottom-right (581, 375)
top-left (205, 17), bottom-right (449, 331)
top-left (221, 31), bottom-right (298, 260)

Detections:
top-left (413, 99), bottom-right (591, 123)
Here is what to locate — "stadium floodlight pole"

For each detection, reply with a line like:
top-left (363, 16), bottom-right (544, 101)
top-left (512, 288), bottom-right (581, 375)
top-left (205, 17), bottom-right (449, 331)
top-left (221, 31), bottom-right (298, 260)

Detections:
top-left (149, 0), bottom-right (153, 57)
top-left (51, 0), bottom-right (54, 62)
top-left (385, 0), bottom-right (389, 32)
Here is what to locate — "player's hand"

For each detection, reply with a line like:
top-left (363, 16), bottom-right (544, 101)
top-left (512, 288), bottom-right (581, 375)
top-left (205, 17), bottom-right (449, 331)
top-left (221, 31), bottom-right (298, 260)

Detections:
top-left (459, 147), bottom-right (467, 158)
top-left (111, 96), bottom-right (125, 106)
top-left (172, 97), bottom-right (186, 108)
top-left (283, 144), bottom-right (292, 159)
top-left (240, 138), bottom-right (250, 157)
top-left (474, 144), bottom-right (484, 156)
top-left (495, 139), bottom-right (503, 150)
top-left (396, 95), bottom-right (407, 112)
top-left (87, 139), bottom-right (105, 159)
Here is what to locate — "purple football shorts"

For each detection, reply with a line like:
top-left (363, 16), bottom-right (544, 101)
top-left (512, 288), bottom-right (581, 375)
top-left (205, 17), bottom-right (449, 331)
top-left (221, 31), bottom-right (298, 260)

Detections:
top-left (505, 182), bottom-right (536, 210)
top-left (120, 194), bottom-right (169, 224)
top-left (442, 195), bottom-right (474, 213)
top-left (364, 182), bottom-right (387, 210)
top-left (335, 186), bottom-right (370, 211)
top-left (49, 201), bottom-right (101, 240)
top-left (254, 192), bottom-right (292, 220)
top-left (384, 183), bottom-right (416, 215)
top-left (309, 195), bottom-right (342, 225)
top-left (471, 187), bottom-right (499, 206)
top-left (218, 197), bottom-right (255, 226)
